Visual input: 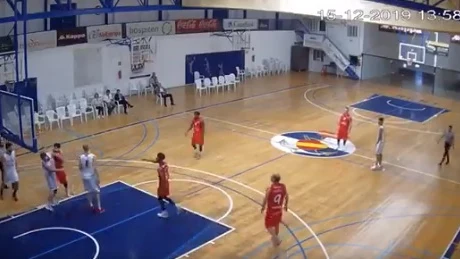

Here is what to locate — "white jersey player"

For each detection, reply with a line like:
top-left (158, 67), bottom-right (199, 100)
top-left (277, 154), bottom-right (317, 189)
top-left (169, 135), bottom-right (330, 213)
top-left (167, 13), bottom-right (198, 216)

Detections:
top-left (0, 142), bottom-right (19, 201)
top-left (372, 117), bottom-right (385, 171)
top-left (40, 152), bottom-right (58, 211)
top-left (79, 145), bottom-right (104, 214)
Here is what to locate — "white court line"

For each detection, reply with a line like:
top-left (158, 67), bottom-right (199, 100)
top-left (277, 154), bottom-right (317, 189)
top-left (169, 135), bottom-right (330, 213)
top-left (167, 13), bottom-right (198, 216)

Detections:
top-left (348, 94), bottom-right (383, 107)
top-left (180, 110), bottom-right (460, 186)
top-left (132, 179), bottom-right (234, 222)
top-left (423, 109), bottom-right (446, 124)
top-left (386, 100), bottom-right (426, 111)
top-left (0, 181), bottom-right (121, 225)
top-left (13, 227), bottom-right (99, 259)
top-left (106, 161), bottom-right (331, 259)
top-left (352, 108), bottom-right (412, 125)
top-left (122, 180), bottom-right (236, 259)
top-left (304, 85), bottom-right (442, 135)
top-left (440, 226), bottom-right (460, 259)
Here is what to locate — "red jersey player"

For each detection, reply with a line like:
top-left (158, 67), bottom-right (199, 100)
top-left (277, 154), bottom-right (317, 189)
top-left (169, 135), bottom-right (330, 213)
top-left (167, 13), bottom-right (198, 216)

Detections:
top-left (142, 152), bottom-right (181, 218)
top-left (185, 111), bottom-right (205, 159)
top-left (337, 107), bottom-right (352, 149)
top-left (52, 143), bottom-right (72, 196)
top-left (261, 174), bottom-right (288, 247)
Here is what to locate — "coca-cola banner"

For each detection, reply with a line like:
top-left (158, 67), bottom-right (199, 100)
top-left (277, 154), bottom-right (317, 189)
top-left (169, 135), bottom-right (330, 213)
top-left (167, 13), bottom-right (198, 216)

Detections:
top-left (87, 24), bottom-right (123, 43)
top-left (175, 19), bottom-right (221, 34)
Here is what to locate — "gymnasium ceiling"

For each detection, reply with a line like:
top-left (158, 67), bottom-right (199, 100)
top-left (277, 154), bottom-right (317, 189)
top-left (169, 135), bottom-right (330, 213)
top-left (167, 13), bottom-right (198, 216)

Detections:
top-left (182, 0), bottom-right (460, 34)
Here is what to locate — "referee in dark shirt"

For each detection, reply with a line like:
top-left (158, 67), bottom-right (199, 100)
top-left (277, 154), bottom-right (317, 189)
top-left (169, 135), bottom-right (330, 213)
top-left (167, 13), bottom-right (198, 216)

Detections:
top-left (438, 125), bottom-right (455, 166)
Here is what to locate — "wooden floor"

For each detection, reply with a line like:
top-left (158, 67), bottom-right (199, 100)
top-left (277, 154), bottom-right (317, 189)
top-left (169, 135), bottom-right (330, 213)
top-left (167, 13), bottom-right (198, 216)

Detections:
top-left (2, 72), bottom-right (460, 258)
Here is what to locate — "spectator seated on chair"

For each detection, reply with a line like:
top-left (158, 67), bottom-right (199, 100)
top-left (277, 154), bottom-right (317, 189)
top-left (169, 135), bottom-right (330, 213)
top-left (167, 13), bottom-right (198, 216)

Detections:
top-left (92, 93), bottom-right (104, 118)
top-left (114, 89), bottom-right (133, 114)
top-left (102, 90), bottom-right (116, 115)
top-left (153, 82), bottom-right (175, 107)
top-left (149, 72), bottom-right (160, 88)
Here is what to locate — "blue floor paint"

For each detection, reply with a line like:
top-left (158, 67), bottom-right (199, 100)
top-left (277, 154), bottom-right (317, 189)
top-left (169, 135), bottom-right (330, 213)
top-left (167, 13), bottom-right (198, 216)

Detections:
top-left (0, 182), bottom-right (232, 259)
top-left (441, 226), bottom-right (460, 259)
top-left (351, 95), bottom-right (449, 123)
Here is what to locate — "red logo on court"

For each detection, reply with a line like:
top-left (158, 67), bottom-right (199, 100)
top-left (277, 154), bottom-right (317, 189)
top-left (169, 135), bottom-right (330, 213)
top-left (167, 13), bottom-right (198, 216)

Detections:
top-left (175, 19), bottom-right (220, 34)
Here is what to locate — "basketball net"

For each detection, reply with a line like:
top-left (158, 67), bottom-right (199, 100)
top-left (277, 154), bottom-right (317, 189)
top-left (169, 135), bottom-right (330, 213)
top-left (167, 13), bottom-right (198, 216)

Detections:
top-left (407, 59), bottom-right (413, 67)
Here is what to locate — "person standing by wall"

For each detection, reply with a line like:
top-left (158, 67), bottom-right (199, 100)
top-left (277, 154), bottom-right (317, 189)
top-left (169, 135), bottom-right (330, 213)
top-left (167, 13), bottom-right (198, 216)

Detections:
top-left (438, 125), bottom-right (455, 166)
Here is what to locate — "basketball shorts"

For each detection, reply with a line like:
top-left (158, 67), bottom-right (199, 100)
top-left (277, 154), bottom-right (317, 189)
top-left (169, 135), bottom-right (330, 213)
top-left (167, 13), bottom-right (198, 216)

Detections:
top-left (83, 176), bottom-right (100, 193)
top-left (375, 142), bottom-right (384, 155)
top-left (45, 172), bottom-right (57, 191)
top-left (3, 170), bottom-right (18, 185)
top-left (55, 170), bottom-right (67, 185)
top-left (445, 142), bottom-right (452, 152)
top-left (157, 185), bottom-right (170, 198)
top-left (265, 213), bottom-right (282, 234)
top-left (192, 134), bottom-right (204, 146)
top-left (337, 129), bottom-right (348, 140)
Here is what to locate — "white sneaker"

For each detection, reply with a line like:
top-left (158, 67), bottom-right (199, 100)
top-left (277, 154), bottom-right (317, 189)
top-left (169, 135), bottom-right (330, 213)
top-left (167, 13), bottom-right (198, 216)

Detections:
top-left (45, 204), bottom-right (54, 211)
top-left (157, 210), bottom-right (169, 218)
top-left (176, 206), bottom-right (182, 215)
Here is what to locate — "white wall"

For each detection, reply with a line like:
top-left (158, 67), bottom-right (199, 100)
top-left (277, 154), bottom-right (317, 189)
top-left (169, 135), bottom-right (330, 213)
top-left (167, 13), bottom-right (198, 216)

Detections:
top-left (26, 30), bottom-right (294, 107)
top-left (362, 23), bottom-right (460, 73)
top-left (0, 0), bottom-right (289, 37)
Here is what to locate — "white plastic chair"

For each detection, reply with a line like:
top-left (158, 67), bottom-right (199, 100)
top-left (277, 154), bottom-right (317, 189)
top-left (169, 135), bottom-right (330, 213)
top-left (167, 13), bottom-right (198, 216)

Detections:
top-left (236, 66), bottom-right (245, 81)
top-left (45, 110), bottom-right (61, 130)
top-left (78, 98), bottom-right (96, 121)
top-left (56, 106), bottom-right (72, 127)
top-left (34, 112), bottom-right (46, 131)
top-left (128, 82), bottom-right (139, 96)
top-left (141, 79), bottom-right (153, 96)
top-left (194, 71), bottom-right (204, 83)
top-left (67, 104), bottom-right (83, 125)
top-left (211, 77), bottom-right (223, 93)
top-left (230, 73), bottom-right (240, 84)
top-left (195, 79), bottom-right (207, 96)
top-left (218, 76), bottom-right (229, 91)
top-left (225, 74), bottom-right (237, 92)
top-left (203, 78), bottom-right (215, 93)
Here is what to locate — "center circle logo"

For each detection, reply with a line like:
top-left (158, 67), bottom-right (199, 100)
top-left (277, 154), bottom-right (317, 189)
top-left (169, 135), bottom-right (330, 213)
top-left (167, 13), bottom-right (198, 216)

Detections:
top-left (270, 131), bottom-right (356, 158)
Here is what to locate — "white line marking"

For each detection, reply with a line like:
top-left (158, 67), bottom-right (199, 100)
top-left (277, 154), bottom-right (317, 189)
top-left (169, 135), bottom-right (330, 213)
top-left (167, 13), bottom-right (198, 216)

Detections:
top-left (348, 94), bottom-right (383, 106)
top-left (386, 100), bottom-right (426, 111)
top-left (13, 227), bottom-right (99, 259)
top-left (120, 180), bottom-right (235, 259)
top-left (0, 181), bottom-right (121, 225)
top-left (423, 109), bottom-right (446, 124)
top-left (304, 86), bottom-right (442, 135)
top-left (104, 161), bottom-right (330, 259)
top-left (132, 179), bottom-right (234, 222)
top-left (352, 108), bottom-right (412, 125)
top-left (440, 225), bottom-right (460, 259)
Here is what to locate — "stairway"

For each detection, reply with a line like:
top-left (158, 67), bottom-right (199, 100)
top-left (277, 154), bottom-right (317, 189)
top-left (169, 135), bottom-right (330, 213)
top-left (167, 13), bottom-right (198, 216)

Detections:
top-left (295, 19), bottom-right (360, 80)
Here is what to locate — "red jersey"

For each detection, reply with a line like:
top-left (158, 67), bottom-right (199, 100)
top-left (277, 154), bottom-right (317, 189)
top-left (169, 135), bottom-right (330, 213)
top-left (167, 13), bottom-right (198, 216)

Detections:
top-left (157, 162), bottom-right (170, 187)
top-left (266, 183), bottom-right (287, 216)
top-left (52, 151), bottom-right (64, 169)
top-left (339, 113), bottom-right (351, 130)
top-left (192, 118), bottom-right (203, 135)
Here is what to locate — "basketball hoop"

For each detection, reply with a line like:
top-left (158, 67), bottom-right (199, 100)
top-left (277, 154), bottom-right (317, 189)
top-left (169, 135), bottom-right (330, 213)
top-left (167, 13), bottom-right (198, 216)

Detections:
top-left (407, 59), bottom-right (413, 67)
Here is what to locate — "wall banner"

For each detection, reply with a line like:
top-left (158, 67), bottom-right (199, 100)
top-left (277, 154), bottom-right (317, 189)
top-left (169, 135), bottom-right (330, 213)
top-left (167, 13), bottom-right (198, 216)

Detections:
top-left (126, 21), bottom-right (176, 38)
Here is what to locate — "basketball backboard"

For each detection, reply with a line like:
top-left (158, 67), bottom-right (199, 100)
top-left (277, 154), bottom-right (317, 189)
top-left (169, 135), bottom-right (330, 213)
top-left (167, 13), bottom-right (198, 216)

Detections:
top-left (398, 43), bottom-right (425, 64)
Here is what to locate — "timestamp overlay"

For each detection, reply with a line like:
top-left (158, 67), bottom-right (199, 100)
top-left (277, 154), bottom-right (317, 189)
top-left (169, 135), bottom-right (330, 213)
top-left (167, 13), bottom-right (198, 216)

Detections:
top-left (317, 8), bottom-right (460, 23)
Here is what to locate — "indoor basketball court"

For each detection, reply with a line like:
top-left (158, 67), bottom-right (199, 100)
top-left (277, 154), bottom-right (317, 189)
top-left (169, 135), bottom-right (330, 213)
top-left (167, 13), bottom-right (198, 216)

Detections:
top-left (1, 72), bottom-right (459, 258)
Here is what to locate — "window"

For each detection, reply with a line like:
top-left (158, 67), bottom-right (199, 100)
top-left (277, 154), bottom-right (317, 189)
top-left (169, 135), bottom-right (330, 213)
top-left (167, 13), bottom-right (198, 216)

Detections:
top-left (319, 20), bottom-right (326, 32)
top-left (305, 18), bottom-right (319, 32)
top-left (313, 49), bottom-right (324, 62)
top-left (347, 25), bottom-right (358, 37)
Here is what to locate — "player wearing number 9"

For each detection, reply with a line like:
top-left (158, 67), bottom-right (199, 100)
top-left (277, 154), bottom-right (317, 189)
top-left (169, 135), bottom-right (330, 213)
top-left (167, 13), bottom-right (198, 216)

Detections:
top-left (261, 173), bottom-right (289, 247)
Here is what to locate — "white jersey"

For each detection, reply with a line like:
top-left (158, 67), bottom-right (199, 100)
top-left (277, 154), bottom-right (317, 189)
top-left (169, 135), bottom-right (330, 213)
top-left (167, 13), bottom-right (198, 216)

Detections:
top-left (376, 126), bottom-right (385, 155)
top-left (2, 151), bottom-right (18, 184)
top-left (42, 153), bottom-right (57, 190)
top-left (79, 153), bottom-right (96, 179)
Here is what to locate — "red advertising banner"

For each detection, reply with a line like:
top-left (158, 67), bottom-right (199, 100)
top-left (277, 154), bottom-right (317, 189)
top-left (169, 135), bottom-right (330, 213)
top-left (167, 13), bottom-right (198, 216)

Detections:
top-left (175, 19), bottom-right (221, 34)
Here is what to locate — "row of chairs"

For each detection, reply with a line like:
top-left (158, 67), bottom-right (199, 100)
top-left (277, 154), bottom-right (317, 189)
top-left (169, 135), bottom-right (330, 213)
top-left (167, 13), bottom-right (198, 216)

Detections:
top-left (194, 73), bottom-right (240, 96)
